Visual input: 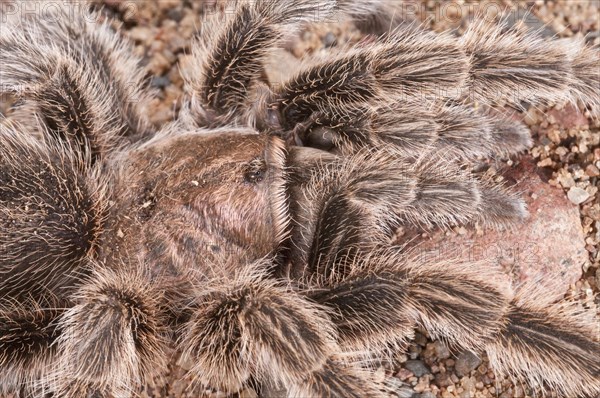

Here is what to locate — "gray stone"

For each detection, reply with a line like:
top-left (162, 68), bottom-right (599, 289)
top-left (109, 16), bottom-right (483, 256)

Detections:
top-left (403, 360), bottom-right (430, 377)
top-left (568, 187), bottom-right (591, 205)
top-left (323, 32), bottom-right (337, 47)
top-left (383, 376), bottom-right (414, 398)
top-left (150, 76), bottom-right (171, 89)
top-left (433, 341), bottom-right (451, 359)
top-left (455, 351), bottom-right (482, 377)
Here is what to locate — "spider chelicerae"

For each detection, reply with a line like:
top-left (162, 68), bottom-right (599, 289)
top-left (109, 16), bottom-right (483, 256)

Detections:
top-left (0, 0), bottom-right (599, 397)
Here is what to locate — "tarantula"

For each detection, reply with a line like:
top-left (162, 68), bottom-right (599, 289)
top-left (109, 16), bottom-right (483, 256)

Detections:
top-left (0, 0), bottom-right (599, 397)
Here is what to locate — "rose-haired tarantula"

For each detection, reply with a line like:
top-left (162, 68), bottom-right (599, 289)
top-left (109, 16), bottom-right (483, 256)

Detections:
top-left (0, 0), bottom-right (599, 397)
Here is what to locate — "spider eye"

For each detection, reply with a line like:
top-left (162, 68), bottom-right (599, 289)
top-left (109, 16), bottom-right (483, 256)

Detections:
top-left (243, 158), bottom-right (267, 183)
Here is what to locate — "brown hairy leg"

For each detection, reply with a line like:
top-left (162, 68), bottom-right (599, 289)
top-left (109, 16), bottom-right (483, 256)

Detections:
top-left (284, 148), bottom-right (526, 278)
top-left (287, 101), bottom-right (533, 160)
top-left (52, 267), bottom-right (168, 398)
top-left (307, 249), bottom-right (600, 397)
top-left (0, 0), bottom-right (153, 157)
top-left (179, 0), bottom-right (337, 128)
top-left (178, 261), bottom-right (385, 398)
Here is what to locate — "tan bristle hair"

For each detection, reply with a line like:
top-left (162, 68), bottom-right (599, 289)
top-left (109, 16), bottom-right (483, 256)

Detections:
top-left (181, 0), bottom-right (336, 127)
top-left (486, 283), bottom-right (600, 397)
top-left (566, 38), bottom-right (600, 115)
top-left (309, 249), bottom-right (509, 354)
top-left (179, 260), bottom-right (383, 396)
top-left (0, 0), bottom-right (152, 158)
top-left (0, 295), bottom-right (66, 397)
top-left (272, 29), bottom-right (469, 130)
top-left (0, 126), bottom-right (107, 297)
top-left (52, 266), bottom-right (167, 397)
top-left (460, 17), bottom-right (577, 106)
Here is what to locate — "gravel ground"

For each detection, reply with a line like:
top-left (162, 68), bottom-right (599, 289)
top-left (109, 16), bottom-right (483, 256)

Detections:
top-left (1, 1), bottom-right (599, 397)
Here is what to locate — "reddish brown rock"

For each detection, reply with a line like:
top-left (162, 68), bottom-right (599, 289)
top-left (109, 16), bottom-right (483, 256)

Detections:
top-left (547, 104), bottom-right (590, 129)
top-left (407, 158), bottom-right (588, 300)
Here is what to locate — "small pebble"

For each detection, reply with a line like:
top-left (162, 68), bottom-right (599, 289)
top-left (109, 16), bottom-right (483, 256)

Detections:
top-left (455, 351), bottom-right (482, 377)
top-left (166, 8), bottom-right (184, 22)
top-left (433, 340), bottom-right (450, 359)
top-left (396, 368), bottom-right (414, 381)
top-left (414, 332), bottom-right (428, 346)
top-left (404, 360), bottom-right (430, 377)
top-left (150, 75), bottom-right (171, 88)
top-left (129, 26), bottom-right (154, 44)
top-left (585, 164), bottom-right (600, 177)
top-left (323, 31), bottom-right (337, 47)
top-left (568, 187), bottom-right (591, 205)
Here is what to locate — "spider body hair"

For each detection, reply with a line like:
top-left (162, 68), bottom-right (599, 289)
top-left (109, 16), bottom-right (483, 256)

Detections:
top-left (567, 38), bottom-right (600, 113)
top-left (289, 101), bottom-right (533, 158)
top-left (336, 0), bottom-right (407, 36)
top-left (247, 18), bottom-right (599, 154)
top-left (180, 262), bottom-right (383, 397)
top-left (0, 1), bottom-right (599, 397)
top-left (53, 267), bottom-right (168, 398)
top-left (0, 295), bottom-right (66, 398)
top-left (283, 148), bottom-right (526, 274)
top-left (489, 294), bottom-right (600, 397)
top-left (0, 0), bottom-right (152, 156)
top-left (268, 31), bottom-right (470, 132)
top-left (181, 0), bottom-right (337, 128)
top-left (0, 129), bottom-right (106, 297)
top-left (0, 127), bottom-right (106, 395)
top-left (308, 249), bottom-right (600, 397)
top-left (308, 250), bottom-right (511, 353)
top-left (459, 18), bottom-right (597, 106)
top-left (99, 131), bottom-right (288, 269)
